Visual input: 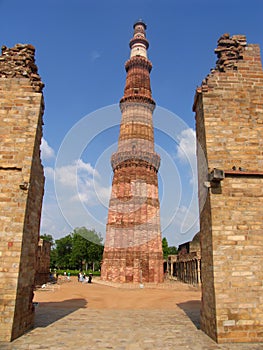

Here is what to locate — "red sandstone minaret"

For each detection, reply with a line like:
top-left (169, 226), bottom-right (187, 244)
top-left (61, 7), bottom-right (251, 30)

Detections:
top-left (101, 20), bottom-right (163, 283)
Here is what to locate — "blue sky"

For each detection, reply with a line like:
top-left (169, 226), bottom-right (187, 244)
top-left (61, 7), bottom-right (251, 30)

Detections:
top-left (1, 0), bottom-right (263, 246)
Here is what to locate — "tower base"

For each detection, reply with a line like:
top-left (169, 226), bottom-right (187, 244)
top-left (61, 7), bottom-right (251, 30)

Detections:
top-left (101, 245), bottom-right (164, 284)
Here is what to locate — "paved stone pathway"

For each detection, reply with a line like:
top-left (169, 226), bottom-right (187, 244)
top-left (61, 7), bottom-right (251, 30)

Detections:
top-left (1, 307), bottom-right (262, 349)
top-left (0, 281), bottom-right (262, 349)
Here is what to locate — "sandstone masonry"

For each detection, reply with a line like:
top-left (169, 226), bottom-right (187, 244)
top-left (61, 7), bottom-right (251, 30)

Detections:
top-left (0, 44), bottom-right (44, 341)
top-left (175, 232), bottom-right (201, 285)
top-left (35, 239), bottom-right (51, 286)
top-left (101, 21), bottom-right (163, 283)
top-left (193, 34), bottom-right (263, 343)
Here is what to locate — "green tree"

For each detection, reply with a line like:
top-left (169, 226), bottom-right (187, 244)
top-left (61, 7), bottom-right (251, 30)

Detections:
top-left (50, 228), bottom-right (104, 271)
top-left (86, 239), bottom-right (104, 271)
top-left (162, 237), bottom-right (169, 259)
top-left (50, 248), bottom-right (58, 269)
top-left (71, 232), bottom-right (89, 270)
top-left (55, 234), bottom-right (73, 269)
top-left (71, 227), bottom-right (104, 271)
top-left (168, 246), bottom-right (178, 255)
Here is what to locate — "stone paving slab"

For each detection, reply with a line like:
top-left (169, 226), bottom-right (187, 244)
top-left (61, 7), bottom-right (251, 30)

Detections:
top-left (1, 306), bottom-right (262, 349)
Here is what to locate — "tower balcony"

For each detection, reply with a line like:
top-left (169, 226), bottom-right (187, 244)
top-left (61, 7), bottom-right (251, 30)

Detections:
top-left (125, 56), bottom-right (152, 72)
top-left (129, 36), bottom-right (149, 50)
top-left (119, 95), bottom-right (155, 108)
top-left (111, 150), bottom-right (160, 172)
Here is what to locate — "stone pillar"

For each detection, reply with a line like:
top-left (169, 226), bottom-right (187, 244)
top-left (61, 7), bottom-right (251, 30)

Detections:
top-left (0, 44), bottom-right (44, 341)
top-left (194, 34), bottom-right (263, 343)
top-left (197, 259), bottom-right (201, 284)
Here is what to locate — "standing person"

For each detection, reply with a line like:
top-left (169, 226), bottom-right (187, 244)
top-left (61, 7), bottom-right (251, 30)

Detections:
top-left (84, 275), bottom-right (89, 283)
top-left (79, 272), bottom-right (83, 282)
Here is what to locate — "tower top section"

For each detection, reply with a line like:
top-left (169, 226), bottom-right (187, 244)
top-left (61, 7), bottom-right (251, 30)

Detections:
top-left (133, 19), bottom-right (147, 29)
top-left (130, 19), bottom-right (149, 59)
top-left (120, 21), bottom-right (155, 108)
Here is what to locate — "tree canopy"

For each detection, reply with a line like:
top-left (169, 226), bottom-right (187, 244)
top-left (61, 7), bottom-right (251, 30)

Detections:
top-left (70, 227), bottom-right (103, 270)
top-left (162, 237), bottom-right (169, 259)
top-left (49, 227), bottom-right (104, 270)
top-left (162, 237), bottom-right (178, 259)
top-left (55, 234), bottom-right (73, 269)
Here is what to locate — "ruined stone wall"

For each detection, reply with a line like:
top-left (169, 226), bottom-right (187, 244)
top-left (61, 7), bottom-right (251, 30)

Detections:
top-left (35, 239), bottom-right (51, 286)
top-left (0, 44), bottom-right (44, 341)
top-left (194, 34), bottom-right (263, 343)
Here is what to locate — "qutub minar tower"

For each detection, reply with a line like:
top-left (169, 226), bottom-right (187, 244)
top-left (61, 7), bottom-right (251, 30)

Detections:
top-left (101, 20), bottom-right (164, 283)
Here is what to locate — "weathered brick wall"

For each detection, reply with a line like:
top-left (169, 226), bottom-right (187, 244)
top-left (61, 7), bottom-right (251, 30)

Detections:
top-left (35, 239), bottom-right (51, 286)
top-left (0, 44), bottom-right (44, 341)
top-left (194, 34), bottom-right (263, 343)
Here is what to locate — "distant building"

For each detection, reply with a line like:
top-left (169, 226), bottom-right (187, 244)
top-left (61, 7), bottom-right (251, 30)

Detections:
top-left (35, 238), bottom-right (51, 286)
top-left (170, 232), bottom-right (201, 285)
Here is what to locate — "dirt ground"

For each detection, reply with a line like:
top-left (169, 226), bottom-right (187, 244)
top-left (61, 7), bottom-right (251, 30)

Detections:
top-left (33, 277), bottom-right (201, 311)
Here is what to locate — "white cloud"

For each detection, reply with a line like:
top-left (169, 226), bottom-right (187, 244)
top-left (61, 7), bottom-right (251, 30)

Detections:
top-left (40, 198), bottom-right (72, 238)
top-left (95, 183), bottom-right (111, 203)
top-left (161, 204), bottom-right (199, 247)
top-left (54, 163), bottom-right (79, 188)
top-left (174, 128), bottom-right (198, 189)
top-left (54, 159), bottom-right (101, 194)
top-left (76, 159), bottom-right (100, 177)
top-left (176, 128), bottom-right (196, 163)
top-left (40, 158), bottom-right (111, 239)
top-left (41, 138), bottom-right (55, 160)
top-left (44, 166), bottom-right (55, 180)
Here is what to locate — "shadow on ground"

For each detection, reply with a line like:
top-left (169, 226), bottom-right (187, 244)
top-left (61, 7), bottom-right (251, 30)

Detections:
top-left (34, 298), bottom-right (87, 328)
top-left (177, 300), bottom-right (201, 329)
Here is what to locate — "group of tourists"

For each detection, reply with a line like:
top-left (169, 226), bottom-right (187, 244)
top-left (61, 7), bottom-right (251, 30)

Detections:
top-left (63, 271), bottom-right (71, 280)
top-left (78, 272), bottom-right (93, 283)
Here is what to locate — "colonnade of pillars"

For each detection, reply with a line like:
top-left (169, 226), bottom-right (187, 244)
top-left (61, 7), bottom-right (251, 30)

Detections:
top-left (175, 258), bottom-right (201, 285)
top-left (166, 256), bottom-right (201, 285)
